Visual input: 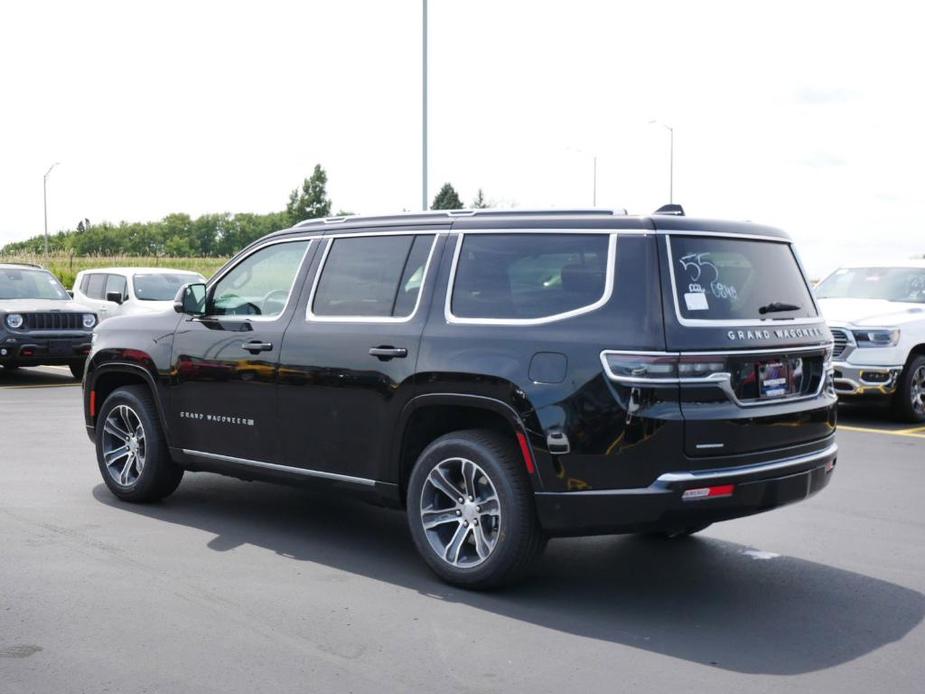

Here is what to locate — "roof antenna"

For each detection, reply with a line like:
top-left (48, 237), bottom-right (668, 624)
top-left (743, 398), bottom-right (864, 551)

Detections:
top-left (654, 204), bottom-right (685, 216)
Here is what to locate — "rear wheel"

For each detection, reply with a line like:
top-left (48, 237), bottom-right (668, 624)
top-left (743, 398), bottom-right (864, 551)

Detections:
top-left (69, 361), bottom-right (86, 380)
top-left (892, 355), bottom-right (925, 423)
top-left (406, 429), bottom-right (545, 589)
top-left (96, 385), bottom-right (183, 502)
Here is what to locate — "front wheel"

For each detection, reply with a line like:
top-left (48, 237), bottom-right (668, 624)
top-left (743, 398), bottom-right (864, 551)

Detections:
top-left (95, 385), bottom-right (183, 502)
top-left (406, 429), bottom-right (545, 589)
top-left (893, 355), bottom-right (925, 423)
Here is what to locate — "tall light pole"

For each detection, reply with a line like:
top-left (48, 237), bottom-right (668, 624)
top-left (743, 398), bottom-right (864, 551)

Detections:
top-left (648, 120), bottom-right (674, 203)
top-left (43, 162), bottom-right (60, 256)
top-left (422, 0), bottom-right (428, 210)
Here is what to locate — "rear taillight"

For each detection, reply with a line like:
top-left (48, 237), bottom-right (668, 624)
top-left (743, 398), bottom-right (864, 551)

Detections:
top-left (601, 353), bottom-right (729, 383)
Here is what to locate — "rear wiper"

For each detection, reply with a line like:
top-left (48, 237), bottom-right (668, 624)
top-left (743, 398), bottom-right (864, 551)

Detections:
top-left (758, 301), bottom-right (801, 315)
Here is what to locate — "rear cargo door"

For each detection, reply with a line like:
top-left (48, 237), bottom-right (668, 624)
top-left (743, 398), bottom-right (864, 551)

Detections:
top-left (659, 232), bottom-right (836, 457)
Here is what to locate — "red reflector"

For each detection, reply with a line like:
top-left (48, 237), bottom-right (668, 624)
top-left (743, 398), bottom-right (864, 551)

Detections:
top-left (89, 390), bottom-right (96, 417)
top-left (22, 349), bottom-right (34, 357)
top-left (515, 431), bottom-right (536, 474)
top-left (682, 484), bottom-right (735, 500)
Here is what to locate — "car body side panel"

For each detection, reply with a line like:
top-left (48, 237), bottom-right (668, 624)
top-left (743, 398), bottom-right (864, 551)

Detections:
top-left (416, 229), bottom-right (675, 492)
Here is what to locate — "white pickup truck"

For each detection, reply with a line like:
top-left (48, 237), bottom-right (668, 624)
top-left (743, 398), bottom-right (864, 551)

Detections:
top-left (815, 260), bottom-right (925, 422)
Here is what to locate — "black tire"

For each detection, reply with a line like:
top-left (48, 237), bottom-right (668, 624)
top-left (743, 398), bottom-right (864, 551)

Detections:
top-left (645, 522), bottom-right (713, 539)
top-left (95, 385), bottom-right (183, 502)
top-left (892, 355), bottom-right (925, 423)
top-left (406, 429), bottom-right (546, 589)
top-left (69, 360), bottom-right (86, 380)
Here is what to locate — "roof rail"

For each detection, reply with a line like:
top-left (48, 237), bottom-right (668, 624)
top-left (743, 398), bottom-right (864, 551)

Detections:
top-left (294, 208), bottom-right (628, 228)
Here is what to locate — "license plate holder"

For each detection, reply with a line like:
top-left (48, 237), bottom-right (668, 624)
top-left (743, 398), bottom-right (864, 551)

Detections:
top-left (757, 360), bottom-right (792, 399)
top-left (48, 341), bottom-right (72, 356)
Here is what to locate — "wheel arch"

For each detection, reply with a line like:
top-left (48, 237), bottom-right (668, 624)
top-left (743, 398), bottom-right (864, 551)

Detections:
top-left (391, 393), bottom-right (542, 505)
top-left (86, 362), bottom-right (170, 443)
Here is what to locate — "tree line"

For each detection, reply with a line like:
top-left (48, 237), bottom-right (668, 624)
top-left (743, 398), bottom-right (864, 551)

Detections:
top-left (1, 165), bottom-right (489, 257)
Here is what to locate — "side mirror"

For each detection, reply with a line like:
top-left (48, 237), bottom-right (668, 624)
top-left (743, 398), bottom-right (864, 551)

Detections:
top-left (174, 282), bottom-right (207, 316)
top-left (67, 290), bottom-right (74, 298)
top-left (106, 291), bottom-right (124, 305)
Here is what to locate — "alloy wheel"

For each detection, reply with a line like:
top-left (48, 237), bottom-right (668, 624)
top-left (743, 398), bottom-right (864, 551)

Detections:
top-left (102, 405), bottom-right (146, 487)
top-left (912, 365), bottom-right (925, 416)
top-left (419, 457), bottom-right (501, 568)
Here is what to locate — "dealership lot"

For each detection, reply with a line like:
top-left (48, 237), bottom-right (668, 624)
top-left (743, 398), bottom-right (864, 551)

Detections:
top-left (1, 370), bottom-right (923, 693)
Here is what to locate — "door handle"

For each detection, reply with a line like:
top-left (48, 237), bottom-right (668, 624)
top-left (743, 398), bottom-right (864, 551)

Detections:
top-left (242, 341), bottom-right (273, 354)
top-left (369, 346), bottom-right (408, 360)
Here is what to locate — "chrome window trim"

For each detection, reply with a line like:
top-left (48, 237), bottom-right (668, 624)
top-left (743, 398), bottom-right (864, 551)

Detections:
top-left (305, 232), bottom-right (441, 324)
top-left (444, 231), bottom-right (618, 326)
top-left (181, 449), bottom-right (376, 486)
top-left (664, 234), bottom-right (822, 328)
top-left (204, 237), bottom-right (314, 324)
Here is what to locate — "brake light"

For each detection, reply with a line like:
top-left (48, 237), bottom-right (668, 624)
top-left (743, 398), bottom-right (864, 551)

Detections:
top-left (682, 484), bottom-right (735, 500)
top-left (601, 353), bottom-right (728, 382)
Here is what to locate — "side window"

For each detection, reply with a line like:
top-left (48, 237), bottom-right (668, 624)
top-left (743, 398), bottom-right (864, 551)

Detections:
top-left (79, 274), bottom-right (90, 294)
top-left (312, 234), bottom-right (434, 318)
top-left (211, 240), bottom-right (310, 317)
top-left (451, 233), bottom-right (611, 320)
top-left (86, 273), bottom-right (107, 300)
top-left (105, 274), bottom-right (127, 300)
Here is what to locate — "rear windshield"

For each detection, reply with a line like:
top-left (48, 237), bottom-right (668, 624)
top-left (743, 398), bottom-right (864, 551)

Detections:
top-left (133, 273), bottom-right (202, 301)
top-left (815, 267), bottom-right (925, 303)
top-left (669, 236), bottom-right (816, 321)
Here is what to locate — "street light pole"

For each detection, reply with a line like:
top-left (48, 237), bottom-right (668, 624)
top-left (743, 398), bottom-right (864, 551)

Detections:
top-left (422, 0), bottom-right (428, 210)
top-left (648, 120), bottom-right (674, 203)
top-left (43, 162), bottom-right (60, 256)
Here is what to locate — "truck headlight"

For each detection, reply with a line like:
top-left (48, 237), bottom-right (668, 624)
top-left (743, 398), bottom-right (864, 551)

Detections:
top-left (852, 329), bottom-right (900, 348)
top-left (5, 313), bottom-right (24, 329)
top-left (82, 314), bottom-right (97, 329)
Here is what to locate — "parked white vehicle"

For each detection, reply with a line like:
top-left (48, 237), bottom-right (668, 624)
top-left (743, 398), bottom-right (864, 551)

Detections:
top-left (815, 260), bottom-right (925, 421)
top-left (73, 268), bottom-right (206, 322)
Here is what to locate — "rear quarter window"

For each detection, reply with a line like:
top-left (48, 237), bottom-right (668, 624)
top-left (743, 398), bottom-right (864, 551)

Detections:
top-left (450, 233), bottom-right (613, 321)
top-left (668, 235), bottom-right (816, 322)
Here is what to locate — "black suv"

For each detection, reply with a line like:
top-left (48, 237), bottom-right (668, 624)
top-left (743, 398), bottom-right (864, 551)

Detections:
top-left (82, 209), bottom-right (837, 588)
top-left (1, 263), bottom-right (97, 379)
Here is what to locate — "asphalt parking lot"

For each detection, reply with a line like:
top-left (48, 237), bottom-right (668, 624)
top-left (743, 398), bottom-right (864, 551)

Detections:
top-left (1, 368), bottom-right (923, 693)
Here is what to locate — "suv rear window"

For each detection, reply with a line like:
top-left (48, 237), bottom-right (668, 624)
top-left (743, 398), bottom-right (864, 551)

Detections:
top-left (669, 236), bottom-right (816, 321)
top-left (451, 233), bottom-right (611, 320)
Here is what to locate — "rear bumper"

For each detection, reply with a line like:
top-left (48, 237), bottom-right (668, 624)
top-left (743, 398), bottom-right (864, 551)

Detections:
top-left (535, 440), bottom-right (837, 536)
top-left (832, 361), bottom-right (903, 397)
top-left (0, 333), bottom-right (92, 365)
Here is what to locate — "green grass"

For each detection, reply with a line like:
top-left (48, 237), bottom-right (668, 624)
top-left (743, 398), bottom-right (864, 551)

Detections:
top-left (0, 254), bottom-right (228, 289)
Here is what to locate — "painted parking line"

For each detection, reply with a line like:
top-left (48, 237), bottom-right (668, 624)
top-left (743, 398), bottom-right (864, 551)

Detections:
top-left (0, 382), bottom-right (80, 390)
top-left (839, 424), bottom-right (925, 439)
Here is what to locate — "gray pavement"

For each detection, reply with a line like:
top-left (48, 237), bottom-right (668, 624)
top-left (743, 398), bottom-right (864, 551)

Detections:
top-left (1, 366), bottom-right (923, 693)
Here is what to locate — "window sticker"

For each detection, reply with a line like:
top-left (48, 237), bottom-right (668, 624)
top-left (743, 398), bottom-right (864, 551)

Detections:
top-left (684, 292), bottom-right (709, 311)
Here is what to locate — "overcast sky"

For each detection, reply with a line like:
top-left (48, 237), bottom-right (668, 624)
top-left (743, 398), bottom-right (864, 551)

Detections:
top-left (2, 0), bottom-right (923, 277)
